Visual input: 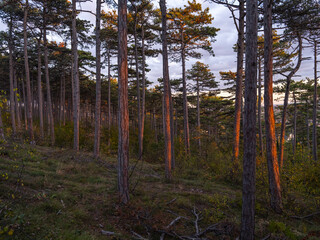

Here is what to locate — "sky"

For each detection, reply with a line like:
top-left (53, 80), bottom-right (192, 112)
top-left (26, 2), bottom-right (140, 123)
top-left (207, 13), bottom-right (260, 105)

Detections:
top-left (0, 0), bottom-right (315, 90)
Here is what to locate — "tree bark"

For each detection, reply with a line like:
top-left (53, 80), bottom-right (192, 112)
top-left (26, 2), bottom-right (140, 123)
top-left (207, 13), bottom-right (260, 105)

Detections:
top-left (43, 5), bottom-right (55, 146)
top-left (22, 78), bottom-right (27, 130)
top-left (313, 40), bottom-right (317, 161)
top-left (232, 0), bottom-right (244, 166)
top-left (13, 66), bottom-right (21, 130)
top-left (197, 79), bottom-right (201, 151)
top-left (94, 0), bottom-right (102, 157)
top-left (279, 34), bottom-right (302, 168)
top-left (23, 0), bottom-right (34, 142)
top-left (240, 0), bottom-right (257, 238)
top-left (37, 37), bottom-right (44, 139)
top-left (140, 24), bottom-right (146, 159)
top-left (107, 49), bottom-right (111, 148)
top-left (160, 0), bottom-right (173, 180)
top-left (264, 0), bottom-right (282, 214)
top-left (0, 108), bottom-right (4, 140)
top-left (72, 0), bottom-right (80, 151)
top-left (9, 17), bottom-right (16, 135)
top-left (118, 0), bottom-right (130, 204)
top-left (293, 91), bottom-right (297, 156)
top-left (181, 39), bottom-right (190, 154)
top-left (258, 58), bottom-right (263, 155)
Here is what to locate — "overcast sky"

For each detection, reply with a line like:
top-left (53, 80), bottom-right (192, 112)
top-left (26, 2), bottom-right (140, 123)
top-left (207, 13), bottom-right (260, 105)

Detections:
top-left (0, 0), bottom-right (315, 90)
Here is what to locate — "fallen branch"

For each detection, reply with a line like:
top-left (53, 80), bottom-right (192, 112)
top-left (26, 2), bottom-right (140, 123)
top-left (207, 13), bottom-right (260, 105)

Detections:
top-left (261, 234), bottom-right (271, 240)
top-left (131, 231), bottom-right (148, 240)
top-left (291, 211), bottom-right (320, 220)
top-left (101, 230), bottom-right (115, 236)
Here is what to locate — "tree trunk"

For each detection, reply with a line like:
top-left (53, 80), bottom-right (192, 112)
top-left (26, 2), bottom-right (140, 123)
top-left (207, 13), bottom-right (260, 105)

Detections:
top-left (197, 79), bottom-right (201, 151)
top-left (160, 0), bottom-right (173, 180)
top-left (140, 24), bottom-right (146, 159)
top-left (9, 17), bottom-right (16, 135)
top-left (118, 0), bottom-right (130, 204)
top-left (72, 0), bottom-right (80, 151)
top-left (240, 0), bottom-right (257, 238)
top-left (293, 91), bottom-right (297, 156)
top-left (0, 107), bottom-right (4, 140)
top-left (133, 7), bottom-right (143, 159)
top-left (258, 57), bottom-right (263, 155)
top-left (279, 34), bottom-right (302, 168)
top-left (37, 38), bottom-right (44, 139)
top-left (232, 0), bottom-right (245, 166)
top-left (181, 40), bottom-right (190, 154)
top-left (108, 49), bottom-right (111, 148)
top-left (23, 0), bottom-right (34, 142)
top-left (313, 40), bottom-right (317, 161)
top-left (62, 73), bottom-right (66, 126)
top-left (43, 7), bottom-right (55, 146)
top-left (13, 67), bottom-right (21, 130)
top-left (22, 78), bottom-right (28, 130)
top-left (264, 0), bottom-right (282, 214)
top-left (94, 0), bottom-right (102, 157)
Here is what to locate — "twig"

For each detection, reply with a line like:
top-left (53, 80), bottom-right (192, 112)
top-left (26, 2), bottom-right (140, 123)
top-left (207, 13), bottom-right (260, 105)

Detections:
top-left (101, 230), bottom-right (115, 236)
top-left (261, 234), bottom-right (271, 240)
top-left (166, 197), bottom-right (177, 205)
top-left (131, 231), bottom-right (148, 240)
top-left (167, 216), bottom-right (182, 229)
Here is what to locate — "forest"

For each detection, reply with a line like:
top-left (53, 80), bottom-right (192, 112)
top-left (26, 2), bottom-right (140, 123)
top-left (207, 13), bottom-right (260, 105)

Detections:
top-left (0, 0), bottom-right (320, 239)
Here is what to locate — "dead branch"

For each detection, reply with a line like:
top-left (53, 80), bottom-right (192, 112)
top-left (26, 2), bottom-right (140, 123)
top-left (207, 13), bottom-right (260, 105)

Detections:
top-left (101, 230), bottom-right (115, 236)
top-left (291, 211), bottom-right (320, 220)
top-left (131, 231), bottom-right (148, 240)
top-left (261, 234), bottom-right (271, 240)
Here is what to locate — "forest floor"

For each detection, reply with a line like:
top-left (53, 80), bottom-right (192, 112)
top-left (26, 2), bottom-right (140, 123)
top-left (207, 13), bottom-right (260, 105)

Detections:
top-left (0, 141), bottom-right (320, 240)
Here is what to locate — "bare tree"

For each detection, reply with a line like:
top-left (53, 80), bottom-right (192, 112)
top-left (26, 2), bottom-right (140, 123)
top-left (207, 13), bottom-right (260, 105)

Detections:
top-left (240, 0), bottom-right (257, 238)
top-left (118, 0), bottom-right (130, 204)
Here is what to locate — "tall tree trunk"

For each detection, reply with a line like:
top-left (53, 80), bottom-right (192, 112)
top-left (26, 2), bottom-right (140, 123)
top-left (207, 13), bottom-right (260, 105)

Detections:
top-left (9, 17), bottom-right (16, 135)
top-left (22, 78), bottom-right (27, 130)
top-left (169, 82), bottom-right (175, 169)
top-left (279, 34), bottom-right (302, 168)
top-left (313, 40), bottom-right (318, 161)
top-left (43, 7), bottom-right (55, 146)
top-left (37, 38), bottom-right (44, 139)
top-left (264, 0), bottom-right (282, 214)
top-left (62, 72), bottom-right (66, 126)
top-left (13, 67), bottom-right (21, 130)
top-left (118, 0), bottom-right (129, 204)
top-left (197, 79), bottom-right (201, 151)
top-left (160, 0), bottom-right (172, 180)
top-left (181, 41), bottom-right (190, 154)
top-left (140, 24), bottom-right (146, 159)
top-left (133, 7), bottom-right (143, 159)
top-left (72, 0), bottom-right (80, 151)
top-left (23, 0), bottom-right (34, 142)
top-left (232, 0), bottom-right (245, 166)
top-left (293, 91), bottom-right (297, 156)
top-left (306, 100), bottom-right (310, 154)
top-left (0, 108), bottom-right (4, 140)
top-left (107, 50), bottom-right (111, 149)
top-left (240, 0), bottom-right (257, 238)
top-left (94, 0), bottom-right (102, 157)
top-left (258, 58), bottom-right (263, 155)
